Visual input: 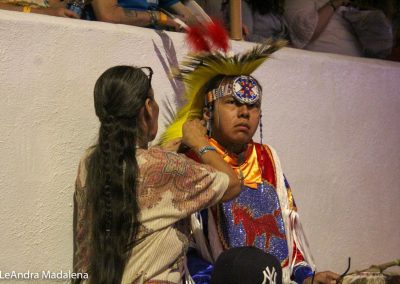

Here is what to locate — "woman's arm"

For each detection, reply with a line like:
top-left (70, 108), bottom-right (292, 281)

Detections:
top-left (310, 0), bottom-right (351, 41)
top-left (182, 119), bottom-right (241, 201)
top-left (168, 1), bottom-right (197, 25)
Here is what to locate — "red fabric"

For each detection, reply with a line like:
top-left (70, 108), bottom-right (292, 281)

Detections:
top-left (254, 143), bottom-right (276, 187)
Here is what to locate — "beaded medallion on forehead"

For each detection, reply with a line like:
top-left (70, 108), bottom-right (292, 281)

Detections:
top-left (207, 76), bottom-right (261, 105)
top-left (232, 76), bottom-right (261, 105)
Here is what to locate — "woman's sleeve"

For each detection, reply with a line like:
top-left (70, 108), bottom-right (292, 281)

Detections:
top-left (73, 157), bottom-right (89, 274)
top-left (138, 148), bottom-right (229, 225)
top-left (283, 0), bottom-right (319, 48)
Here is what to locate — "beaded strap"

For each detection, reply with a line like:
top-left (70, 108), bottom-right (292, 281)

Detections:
top-left (198, 145), bottom-right (216, 156)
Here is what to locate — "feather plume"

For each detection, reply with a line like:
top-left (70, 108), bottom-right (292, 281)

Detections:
top-left (206, 20), bottom-right (229, 52)
top-left (186, 25), bottom-right (210, 52)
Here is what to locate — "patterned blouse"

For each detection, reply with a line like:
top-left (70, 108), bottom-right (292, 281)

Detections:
top-left (74, 146), bottom-right (229, 284)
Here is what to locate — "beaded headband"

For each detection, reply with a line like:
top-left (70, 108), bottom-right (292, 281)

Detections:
top-left (207, 75), bottom-right (262, 105)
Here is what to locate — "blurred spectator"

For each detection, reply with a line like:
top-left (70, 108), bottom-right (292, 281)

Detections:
top-left (284, 0), bottom-right (363, 57)
top-left (239, 0), bottom-right (289, 42)
top-left (91, 0), bottom-right (196, 30)
top-left (381, 0), bottom-right (400, 61)
top-left (343, 8), bottom-right (393, 58)
top-left (0, 0), bottom-right (79, 18)
top-left (343, 0), bottom-right (396, 59)
top-left (213, 0), bottom-right (289, 42)
top-left (284, 0), bottom-right (395, 59)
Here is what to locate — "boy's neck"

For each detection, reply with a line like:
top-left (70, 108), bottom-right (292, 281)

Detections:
top-left (225, 143), bottom-right (247, 155)
top-left (209, 137), bottom-right (248, 155)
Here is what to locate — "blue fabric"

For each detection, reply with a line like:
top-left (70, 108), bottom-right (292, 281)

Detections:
top-left (117, 0), bottom-right (179, 11)
top-left (219, 183), bottom-right (289, 264)
top-left (292, 265), bottom-right (314, 284)
top-left (187, 248), bottom-right (214, 284)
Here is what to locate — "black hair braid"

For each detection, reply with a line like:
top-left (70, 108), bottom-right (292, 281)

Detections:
top-left (89, 115), bottom-right (121, 283)
top-left (100, 115), bottom-right (115, 241)
top-left (88, 115), bottom-right (140, 284)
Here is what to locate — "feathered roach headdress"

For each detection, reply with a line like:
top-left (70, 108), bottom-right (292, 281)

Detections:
top-left (160, 21), bottom-right (286, 145)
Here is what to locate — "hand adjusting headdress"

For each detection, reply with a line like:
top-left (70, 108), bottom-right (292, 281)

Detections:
top-left (160, 21), bottom-right (286, 146)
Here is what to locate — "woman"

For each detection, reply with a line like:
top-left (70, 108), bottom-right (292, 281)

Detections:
top-left (73, 65), bottom-right (241, 283)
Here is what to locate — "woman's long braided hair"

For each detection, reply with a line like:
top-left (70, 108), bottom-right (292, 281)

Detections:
top-left (85, 65), bottom-right (152, 284)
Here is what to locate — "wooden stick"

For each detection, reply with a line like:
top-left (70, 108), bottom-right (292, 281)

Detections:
top-left (229, 0), bottom-right (242, 40)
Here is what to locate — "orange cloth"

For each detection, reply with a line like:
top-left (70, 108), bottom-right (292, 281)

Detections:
top-left (208, 138), bottom-right (262, 189)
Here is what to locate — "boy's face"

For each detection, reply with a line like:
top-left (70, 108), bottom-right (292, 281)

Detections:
top-left (207, 95), bottom-right (261, 147)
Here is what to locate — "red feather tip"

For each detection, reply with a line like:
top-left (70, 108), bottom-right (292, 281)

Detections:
top-left (186, 25), bottom-right (210, 53)
top-left (205, 20), bottom-right (229, 52)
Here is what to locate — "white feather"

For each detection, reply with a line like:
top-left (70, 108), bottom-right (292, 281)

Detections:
top-left (184, 0), bottom-right (213, 23)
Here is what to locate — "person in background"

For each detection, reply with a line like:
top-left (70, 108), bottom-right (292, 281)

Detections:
top-left (195, 0), bottom-right (394, 59)
top-left (241, 0), bottom-right (289, 42)
top-left (91, 0), bottom-right (196, 30)
top-left (73, 65), bottom-right (241, 283)
top-left (283, 0), bottom-right (395, 59)
top-left (0, 0), bottom-right (79, 18)
top-left (283, 0), bottom-right (363, 57)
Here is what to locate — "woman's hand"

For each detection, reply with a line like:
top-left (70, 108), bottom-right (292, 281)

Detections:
top-left (304, 271), bottom-right (340, 284)
top-left (182, 119), bottom-right (208, 151)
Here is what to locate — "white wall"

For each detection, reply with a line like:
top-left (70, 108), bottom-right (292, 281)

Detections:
top-left (0, 10), bottom-right (399, 281)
